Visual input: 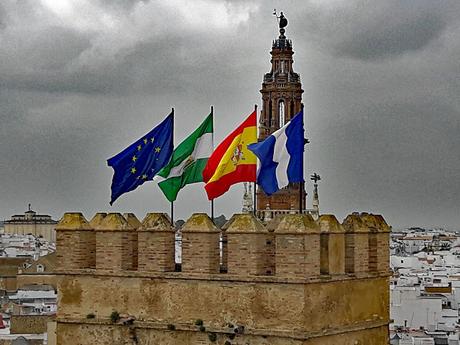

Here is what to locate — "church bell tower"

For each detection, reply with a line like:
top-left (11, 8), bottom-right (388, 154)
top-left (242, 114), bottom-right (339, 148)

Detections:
top-left (257, 12), bottom-right (306, 213)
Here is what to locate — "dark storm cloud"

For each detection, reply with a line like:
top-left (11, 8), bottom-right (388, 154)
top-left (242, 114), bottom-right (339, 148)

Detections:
top-left (334, 11), bottom-right (446, 60)
top-left (1, 0), bottom-right (460, 229)
top-left (301, 0), bottom-right (459, 61)
top-left (0, 1), bottom-right (259, 97)
top-left (318, 99), bottom-right (460, 214)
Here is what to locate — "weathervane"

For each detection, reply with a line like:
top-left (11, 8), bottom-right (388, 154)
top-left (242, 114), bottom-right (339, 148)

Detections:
top-left (273, 9), bottom-right (288, 35)
top-left (310, 173), bottom-right (321, 184)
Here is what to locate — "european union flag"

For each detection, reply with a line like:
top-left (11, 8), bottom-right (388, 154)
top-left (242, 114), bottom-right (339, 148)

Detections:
top-left (107, 112), bottom-right (174, 205)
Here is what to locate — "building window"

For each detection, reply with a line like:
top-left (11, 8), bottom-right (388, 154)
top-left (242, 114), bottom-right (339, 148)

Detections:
top-left (279, 100), bottom-right (285, 127)
top-left (268, 99), bottom-right (272, 127)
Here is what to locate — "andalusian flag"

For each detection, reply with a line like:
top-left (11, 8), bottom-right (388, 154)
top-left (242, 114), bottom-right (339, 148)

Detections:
top-left (157, 113), bottom-right (213, 202)
top-left (203, 111), bottom-right (257, 200)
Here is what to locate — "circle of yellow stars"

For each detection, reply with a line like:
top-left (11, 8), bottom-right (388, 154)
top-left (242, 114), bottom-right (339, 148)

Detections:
top-left (130, 137), bottom-right (162, 181)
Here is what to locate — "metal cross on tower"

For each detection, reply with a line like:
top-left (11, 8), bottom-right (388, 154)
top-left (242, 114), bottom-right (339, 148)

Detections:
top-left (310, 173), bottom-right (321, 184)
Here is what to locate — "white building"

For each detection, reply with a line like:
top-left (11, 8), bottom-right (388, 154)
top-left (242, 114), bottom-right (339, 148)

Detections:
top-left (3, 206), bottom-right (57, 243)
top-left (9, 289), bottom-right (57, 316)
top-left (391, 286), bottom-right (444, 330)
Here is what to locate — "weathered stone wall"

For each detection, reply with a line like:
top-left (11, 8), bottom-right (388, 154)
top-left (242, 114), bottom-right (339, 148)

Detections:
top-left (55, 211), bottom-right (391, 345)
top-left (57, 322), bottom-right (388, 345)
top-left (0, 276), bottom-right (17, 292)
top-left (47, 321), bottom-right (57, 345)
top-left (10, 315), bottom-right (54, 334)
top-left (57, 273), bottom-right (389, 336)
top-left (16, 274), bottom-right (59, 290)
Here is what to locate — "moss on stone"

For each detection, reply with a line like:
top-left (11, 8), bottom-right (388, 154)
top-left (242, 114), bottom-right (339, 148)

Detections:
top-left (182, 213), bottom-right (219, 233)
top-left (56, 213), bottom-right (92, 231)
top-left (317, 214), bottom-right (344, 233)
top-left (226, 214), bottom-right (266, 234)
top-left (139, 213), bottom-right (173, 232)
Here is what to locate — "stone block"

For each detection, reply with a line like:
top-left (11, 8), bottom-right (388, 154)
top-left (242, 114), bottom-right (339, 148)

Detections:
top-left (273, 214), bottom-right (320, 278)
top-left (226, 214), bottom-right (271, 276)
top-left (138, 213), bottom-right (175, 272)
top-left (317, 214), bottom-right (345, 275)
top-left (95, 213), bottom-right (134, 271)
top-left (342, 214), bottom-right (370, 274)
top-left (362, 214), bottom-right (391, 273)
top-left (181, 213), bottom-right (220, 274)
top-left (56, 213), bottom-right (93, 271)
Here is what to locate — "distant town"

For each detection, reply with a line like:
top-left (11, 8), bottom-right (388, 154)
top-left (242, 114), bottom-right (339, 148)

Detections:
top-left (390, 227), bottom-right (460, 344)
top-left (0, 206), bottom-right (57, 344)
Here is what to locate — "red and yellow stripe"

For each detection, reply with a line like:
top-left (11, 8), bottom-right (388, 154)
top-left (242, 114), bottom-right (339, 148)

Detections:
top-left (203, 111), bottom-right (257, 200)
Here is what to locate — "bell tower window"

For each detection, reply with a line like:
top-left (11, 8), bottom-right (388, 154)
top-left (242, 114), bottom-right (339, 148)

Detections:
top-left (268, 99), bottom-right (273, 127)
top-left (279, 100), bottom-right (285, 127)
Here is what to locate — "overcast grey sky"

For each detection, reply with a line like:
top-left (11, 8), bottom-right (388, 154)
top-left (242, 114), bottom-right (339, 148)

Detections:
top-left (1, 0), bottom-right (459, 229)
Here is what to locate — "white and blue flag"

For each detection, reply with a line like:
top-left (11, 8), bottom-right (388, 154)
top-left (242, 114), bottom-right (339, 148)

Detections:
top-left (248, 110), bottom-right (304, 195)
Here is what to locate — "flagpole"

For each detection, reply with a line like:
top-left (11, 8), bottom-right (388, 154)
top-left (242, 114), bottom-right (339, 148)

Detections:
top-left (171, 107), bottom-right (175, 226)
top-left (211, 200), bottom-right (214, 221)
top-left (253, 104), bottom-right (258, 217)
top-left (210, 105), bottom-right (215, 221)
top-left (299, 103), bottom-right (304, 214)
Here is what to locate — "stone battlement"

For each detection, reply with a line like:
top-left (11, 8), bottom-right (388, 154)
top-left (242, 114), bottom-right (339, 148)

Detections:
top-left (55, 211), bottom-right (391, 345)
top-left (56, 212), bottom-right (390, 278)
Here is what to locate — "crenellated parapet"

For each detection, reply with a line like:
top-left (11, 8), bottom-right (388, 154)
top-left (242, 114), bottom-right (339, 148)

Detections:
top-left (55, 211), bottom-right (391, 279)
top-left (55, 211), bottom-right (391, 345)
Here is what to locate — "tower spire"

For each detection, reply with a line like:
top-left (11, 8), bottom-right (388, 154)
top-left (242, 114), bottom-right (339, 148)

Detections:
top-left (311, 173), bottom-right (321, 220)
top-left (256, 12), bottom-right (304, 216)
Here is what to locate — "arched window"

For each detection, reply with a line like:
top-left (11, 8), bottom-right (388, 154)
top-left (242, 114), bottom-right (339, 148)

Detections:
top-left (279, 100), bottom-right (285, 127)
top-left (268, 99), bottom-right (272, 126)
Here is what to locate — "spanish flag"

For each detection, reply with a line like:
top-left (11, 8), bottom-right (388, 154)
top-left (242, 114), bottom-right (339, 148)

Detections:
top-left (203, 111), bottom-right (257, 200)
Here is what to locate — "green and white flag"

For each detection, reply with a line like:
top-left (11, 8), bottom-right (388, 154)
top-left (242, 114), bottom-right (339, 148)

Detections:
top-left (156, 113), bottom-right (213, 202)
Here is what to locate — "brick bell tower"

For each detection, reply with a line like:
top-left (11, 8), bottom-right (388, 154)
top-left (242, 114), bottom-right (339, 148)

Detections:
top-left (257, 12), bottom-right (306, 214)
